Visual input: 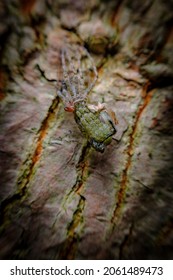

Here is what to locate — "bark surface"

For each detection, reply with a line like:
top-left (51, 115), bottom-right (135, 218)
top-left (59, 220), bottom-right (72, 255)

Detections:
top-left (0, 0), bottom-right (173, 259)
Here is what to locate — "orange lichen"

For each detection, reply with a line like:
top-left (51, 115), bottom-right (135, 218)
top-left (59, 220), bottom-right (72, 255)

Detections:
top-left (111, 86), bottom-right (155, 227)
top-left (0, 70), bottom-right (6, 101)
top-left (17, 97), bottom-right (59, 191)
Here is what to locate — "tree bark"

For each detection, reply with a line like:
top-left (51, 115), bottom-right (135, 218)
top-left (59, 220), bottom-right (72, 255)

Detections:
top-left (0, 0), bottom-right (173, 259)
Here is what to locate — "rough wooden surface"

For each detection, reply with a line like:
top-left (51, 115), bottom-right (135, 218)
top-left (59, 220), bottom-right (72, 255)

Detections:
top-left (0, 0), bottom-right (173, 259)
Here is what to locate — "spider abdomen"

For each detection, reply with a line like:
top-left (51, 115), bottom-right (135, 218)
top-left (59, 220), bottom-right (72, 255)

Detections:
top-left (74, 102), bottom-right (116, 152)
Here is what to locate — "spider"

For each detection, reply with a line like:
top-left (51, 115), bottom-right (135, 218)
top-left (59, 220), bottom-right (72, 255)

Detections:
top-left (57, 44), bottom-right (117, 152)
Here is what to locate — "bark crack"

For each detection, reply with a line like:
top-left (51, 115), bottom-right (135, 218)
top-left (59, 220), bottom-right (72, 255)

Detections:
top-left (109, 84), bottom-right (155, 233)
top-left (119, 223), bottom-right (134, 259)
top-left (64, 142), bottom-right (91, 200)
top-left (59, 196), bottom-right (85, 259)
top-left (58, 142), bottom-right (91, 259)
top-left (0, 96), bottom-right (60, 224)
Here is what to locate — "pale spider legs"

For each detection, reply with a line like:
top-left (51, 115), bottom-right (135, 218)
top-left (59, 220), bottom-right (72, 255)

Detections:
top-left (65, 46), bottom-right (98, 100)
top-left (57, 50), bottom-right (74, 106)
top-left (82, 47), bottom-right (98, 98)
top-left (57, 46), bottom-right (98, 107)
top-left (62, 48), bottom-right (77, 99)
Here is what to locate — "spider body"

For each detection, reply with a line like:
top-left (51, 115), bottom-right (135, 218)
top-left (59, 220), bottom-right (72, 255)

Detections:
top-left (74, 101), bottom-right (116, 152)
top-left (57, 45), bottom-right (117, 152)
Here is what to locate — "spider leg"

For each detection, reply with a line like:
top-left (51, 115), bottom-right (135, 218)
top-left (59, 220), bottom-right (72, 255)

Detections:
top-left (58, 45), bottom-right (98, 106)
top-left (63, 48), bottom-right (77, 98)
top-left (57, 89), bottom-right (66, 103)
top-left (82, 48), bottom-right (98, 98)
top-left (76, 47), bottom-right (85, 97)
top-left (57, 78), bottom-right (73, 106)
top-left (61, 49), bottom-right (70, 93)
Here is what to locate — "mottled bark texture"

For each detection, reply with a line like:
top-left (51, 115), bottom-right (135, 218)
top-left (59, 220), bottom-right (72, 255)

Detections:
top-left (0, 0), bottom-right (173, 259)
